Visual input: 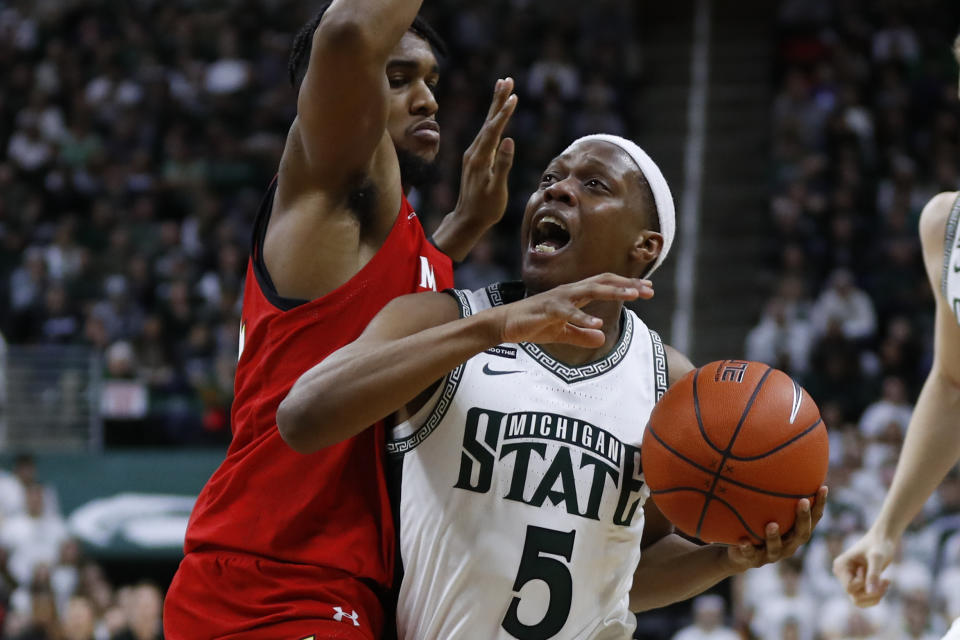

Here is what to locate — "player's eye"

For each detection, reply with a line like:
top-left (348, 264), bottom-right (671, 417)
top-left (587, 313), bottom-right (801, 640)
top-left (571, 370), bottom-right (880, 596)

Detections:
top-left (540, 173), bottom-right (558, 186)
top-left (586, 178), bottom-right (609, 192)
top-left (388, 75), bottom-right (409, 89)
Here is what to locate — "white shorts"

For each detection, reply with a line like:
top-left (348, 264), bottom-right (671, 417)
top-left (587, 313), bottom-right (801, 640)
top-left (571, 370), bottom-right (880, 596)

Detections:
top-left (944, 617), bottom-right (960, 640)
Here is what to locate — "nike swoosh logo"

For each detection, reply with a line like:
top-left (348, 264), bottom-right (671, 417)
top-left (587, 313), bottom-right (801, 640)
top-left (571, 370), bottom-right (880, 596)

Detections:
top-left (482, 364), bottom-right (523, 376)
top-left (789, 378), bottom-right (803, 424)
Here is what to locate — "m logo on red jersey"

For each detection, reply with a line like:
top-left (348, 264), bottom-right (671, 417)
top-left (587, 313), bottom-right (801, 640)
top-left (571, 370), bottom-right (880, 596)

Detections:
top-left (419, 256), bottom-right (437, 291)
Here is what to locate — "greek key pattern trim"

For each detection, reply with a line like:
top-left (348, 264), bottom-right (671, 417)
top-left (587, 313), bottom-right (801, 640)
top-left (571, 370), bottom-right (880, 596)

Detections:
top-left (521, 311), bottom-right (634, 384)
top-left (650, 329), bottom-right (667, 401)
top-left (387, 362), bottom-right (465, 456)
top-left (942, 193), bottom-right (960, 300)
top-left (387, 288), bottom-right (472, 455)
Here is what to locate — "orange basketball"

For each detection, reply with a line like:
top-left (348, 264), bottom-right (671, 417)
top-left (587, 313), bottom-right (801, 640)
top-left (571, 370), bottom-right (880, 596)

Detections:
top-left (640, 360), bottom-right (828, 545)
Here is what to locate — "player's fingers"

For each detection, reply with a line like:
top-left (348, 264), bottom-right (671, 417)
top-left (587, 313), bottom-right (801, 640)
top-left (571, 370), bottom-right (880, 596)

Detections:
top-left (464, 94), bottom-right (517, 168)
top-left (565, 307), bottom-right (603, 330)
top-left (852, 579), bottom-right (890, 608)
top-left (763, 522), bottom-right (782, 562)
top-left (464, 80), bottom-right (509, 161)
top-left (811, 486), bottom-right (828, 525)
top-left (485, 77), bottom-right (512, 120)
top-left (577, 275), bottom-right (654, 300)
top-left (491, 138), bottom-right (515, 185)
top-left (568, 283), bottom-right (641, 306)
top-left (736, 539), bottom-right (757, 562)
top-left (561, 325), bottom-right (607, 348)
top-left (864, 552), bottom-right (888, 595)
top-left (484, 94), bottom-right (518, 151)
top-left (785, 498), bottom-right (813, 550)
top-left (832, 555), bottom-right (855, 585)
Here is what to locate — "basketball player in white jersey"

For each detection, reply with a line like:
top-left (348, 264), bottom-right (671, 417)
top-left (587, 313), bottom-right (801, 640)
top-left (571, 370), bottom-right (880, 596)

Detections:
top-left (279, 135), bottom-right (828, 639)
top-left (832, 41), bottom-right (960, 639)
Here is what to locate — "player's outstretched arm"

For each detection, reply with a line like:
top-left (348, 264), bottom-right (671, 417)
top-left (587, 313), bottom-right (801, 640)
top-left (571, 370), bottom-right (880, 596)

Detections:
top-left (630, 489), bottom-right (827, 612)
top-left (294, 0), bottom-right (424, 188)
top-left (833, 191), bottom-right (960, 608)
top-left (431, 78), bottom-right (518, 261)
top-left (277, 274), bottom-right (653, 453)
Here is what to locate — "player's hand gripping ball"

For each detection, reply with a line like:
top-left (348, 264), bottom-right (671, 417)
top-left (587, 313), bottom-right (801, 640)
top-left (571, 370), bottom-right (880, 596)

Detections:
top-left (641, 360), bottom-right (828, 545)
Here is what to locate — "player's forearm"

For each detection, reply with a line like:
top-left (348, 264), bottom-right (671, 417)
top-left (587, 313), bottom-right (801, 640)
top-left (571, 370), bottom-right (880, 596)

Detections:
top-left (431, 213), bottom-right (492, 263)
top-left (277, 311), bottom-right (503, 453)
top-left (871, 369), bottom-right (960, 540)
top-left (629, 535), bottom-right (737, 612)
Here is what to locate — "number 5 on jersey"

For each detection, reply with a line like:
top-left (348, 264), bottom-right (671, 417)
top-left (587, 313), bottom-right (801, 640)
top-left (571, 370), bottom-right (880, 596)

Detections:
top-left (502, 526), bottom-right (576, 640)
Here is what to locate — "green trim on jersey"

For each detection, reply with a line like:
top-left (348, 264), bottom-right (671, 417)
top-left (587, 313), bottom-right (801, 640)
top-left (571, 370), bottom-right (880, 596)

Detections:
top-left (483, 281), bottom-right (637, 385)
top-left (650, 329), bottom-right (668, 401)
top-left (942, 193), bottom-right (960, 300)
top-left (386, 290), bottom-right (470, 456)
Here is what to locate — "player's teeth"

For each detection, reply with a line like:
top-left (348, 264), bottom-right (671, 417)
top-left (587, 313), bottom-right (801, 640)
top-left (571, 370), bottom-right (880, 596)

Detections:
top-left (535, 243), bottom-right (556, 254)
top-left (537, 215), bottom-right (566, 231)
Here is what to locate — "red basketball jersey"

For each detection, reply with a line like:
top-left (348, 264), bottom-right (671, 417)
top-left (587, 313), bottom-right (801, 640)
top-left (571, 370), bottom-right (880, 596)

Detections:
top-left (180, 184), bottom-right (452, 623)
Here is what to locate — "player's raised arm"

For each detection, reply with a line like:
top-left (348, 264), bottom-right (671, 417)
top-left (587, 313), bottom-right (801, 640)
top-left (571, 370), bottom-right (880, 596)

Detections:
top-left (294, 0), bottom-right (424, 187)
top-left (277, 274), bottom-right (653, 453)
top-left (833, 191), bottom-right (960, 607)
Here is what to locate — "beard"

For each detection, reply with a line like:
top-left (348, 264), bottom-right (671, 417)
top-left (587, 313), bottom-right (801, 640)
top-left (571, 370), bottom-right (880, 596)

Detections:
top-left (397, 148), bottom-right (438, 190)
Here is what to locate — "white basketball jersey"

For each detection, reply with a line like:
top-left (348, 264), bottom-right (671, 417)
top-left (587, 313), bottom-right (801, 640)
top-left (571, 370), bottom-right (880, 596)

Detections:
top-left (943, 195), bottom-right (960, 326)
top-left (389, 282), bottom-right (668, 640)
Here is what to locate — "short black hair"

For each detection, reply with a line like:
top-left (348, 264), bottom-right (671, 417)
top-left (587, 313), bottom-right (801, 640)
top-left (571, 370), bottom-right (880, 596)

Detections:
top-left (288, 3), bottom-right (448, 89)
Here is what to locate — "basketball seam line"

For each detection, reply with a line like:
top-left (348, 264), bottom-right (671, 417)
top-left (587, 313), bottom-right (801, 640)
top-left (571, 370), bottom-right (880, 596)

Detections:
top-left (726, 418), bottom-right (823, 461)
top-left (694, 365), bottom-right (774, 539)
top-left (649, 486), bottom-right (765, 542)
top-left (645, 425), bottom-right (821, 499)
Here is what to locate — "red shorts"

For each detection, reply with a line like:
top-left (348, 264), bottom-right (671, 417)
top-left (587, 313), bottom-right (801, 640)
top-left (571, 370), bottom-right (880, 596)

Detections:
top-left (163, 551), bottom-right (385, 640)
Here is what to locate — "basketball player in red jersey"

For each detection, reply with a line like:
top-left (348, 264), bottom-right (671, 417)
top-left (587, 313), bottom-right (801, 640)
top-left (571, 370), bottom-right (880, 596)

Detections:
top-left (162, 0), bottom-right (517, 637)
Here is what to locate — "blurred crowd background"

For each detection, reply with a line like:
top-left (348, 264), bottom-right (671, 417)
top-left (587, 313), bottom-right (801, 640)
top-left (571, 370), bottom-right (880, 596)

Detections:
top-left (0, 0), bottom-right (958, 638)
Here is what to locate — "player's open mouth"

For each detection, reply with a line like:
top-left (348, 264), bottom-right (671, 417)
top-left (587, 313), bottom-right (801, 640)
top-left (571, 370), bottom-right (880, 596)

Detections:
top-left (531, 215), bottom-right (571, 255)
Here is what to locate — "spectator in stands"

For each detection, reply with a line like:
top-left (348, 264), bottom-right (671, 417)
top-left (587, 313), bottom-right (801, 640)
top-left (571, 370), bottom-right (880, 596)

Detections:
top-left (859, 376), bottom-right (913, 440)
top-left (0, 454), bottom-right (59, 521)
top-left (7, 585), bottom-right (60, 640)
top-left (670, 595), bottom-right (739, 640)
top-left (749, 558), bottom-right (817, 640)
top-left (0, 484), bottom-right (67, 587)
top-left (61, 595), bottom-right (96, 640)
top-left (811, 268), bottom-right (878, 343)
top-left (745, 296), bottom-right (814, 374)
top-left (111, 583), bottom-right (162, 640)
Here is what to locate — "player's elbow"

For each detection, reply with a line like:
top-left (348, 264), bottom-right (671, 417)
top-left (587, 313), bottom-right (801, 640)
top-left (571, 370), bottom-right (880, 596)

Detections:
top-left (312, 14), bottom-right (381, 62)
top-left (276, 396), bottom-right (326, 455)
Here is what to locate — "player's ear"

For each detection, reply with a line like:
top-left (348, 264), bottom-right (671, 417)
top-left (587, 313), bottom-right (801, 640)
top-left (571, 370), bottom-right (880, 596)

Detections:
top-left (631, 230), bottom-right (663, 273)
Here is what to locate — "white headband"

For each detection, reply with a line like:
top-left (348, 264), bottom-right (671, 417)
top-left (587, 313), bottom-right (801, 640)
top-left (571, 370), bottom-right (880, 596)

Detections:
top-left (563, 134), bottom-right (675, 276)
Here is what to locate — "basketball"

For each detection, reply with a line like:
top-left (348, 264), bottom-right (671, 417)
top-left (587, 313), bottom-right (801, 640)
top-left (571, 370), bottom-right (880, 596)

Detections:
top-left (641, 360), bottom-right (828, 545)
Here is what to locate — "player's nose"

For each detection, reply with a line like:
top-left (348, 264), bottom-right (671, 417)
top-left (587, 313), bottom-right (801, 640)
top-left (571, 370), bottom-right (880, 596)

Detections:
top-left (544, 178), bottom-right (577, 207)
top-left (410, 80), bottom-right (438, 116)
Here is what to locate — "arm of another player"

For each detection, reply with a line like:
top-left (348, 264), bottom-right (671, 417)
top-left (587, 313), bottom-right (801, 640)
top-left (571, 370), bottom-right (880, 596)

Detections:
top-left (630, 346), bottom-right (828, 612)
top-left (430, 79), bottom-right (518, 262)
top-left (294, 0), bottom-right (423, 187)
top-left (277, 274), bottom-right (654, 453)
top-left (833, 191), bottom-right (960, 607)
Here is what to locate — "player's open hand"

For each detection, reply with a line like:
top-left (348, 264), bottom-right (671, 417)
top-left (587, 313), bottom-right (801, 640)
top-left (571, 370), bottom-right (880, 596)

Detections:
top-left (725, 486), bottom-right (828, 572)
top-left (493, 273), bottom-right (653, 348)
top-left (831, 529), bottom-right (895, 608)
top-left (452, 78), bottom-right (517, 230)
